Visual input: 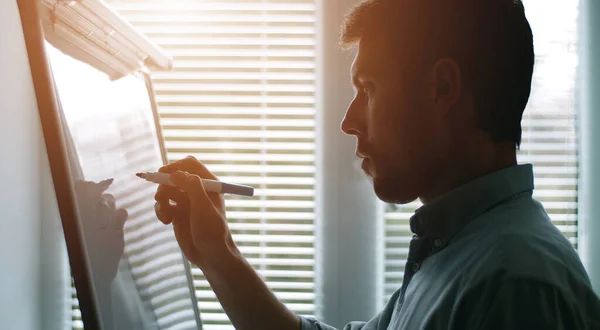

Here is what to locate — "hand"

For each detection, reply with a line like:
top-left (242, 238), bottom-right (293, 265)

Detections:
top-left (75, 178), bottom-right (128, 282)
top-left (154, 156), bottom-right (236, 268)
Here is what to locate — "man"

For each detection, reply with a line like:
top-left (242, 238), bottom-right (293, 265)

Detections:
top-left (154, 0), bottom-right (600, 329)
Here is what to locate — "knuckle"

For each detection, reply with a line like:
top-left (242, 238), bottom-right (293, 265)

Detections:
top-left (156, 185), bottom-right (179, 202)
top-left (155, 213), bottom-right (169, 224)
top-left (169, 195), bottom-right (183, 206)
top-left (182, 156), bottom-right (198, 166)
top-left (117, 209), bottom-right (128, 221)
top-left (155, 191), bottom-right (165, 202)
top-left (189, 175), bottom-right (202, 185)
top-left (103, 193), bottom-right (115, 203)
top-left (160, 156), bottom-right (199, 173)
top-left (154, 201), bottom-right (163, 214)
top-left (158, 164), bottom-right (174, 173)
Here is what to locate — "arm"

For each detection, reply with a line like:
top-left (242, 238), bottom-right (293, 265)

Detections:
top-left (95, 281), bottom-right (115, 330)
top-left (202, 246), bottom-right (379, 330)
top-left (199, 244), bottom-right (302, 330)
top-left (74, 179), bottom-right (128, 330)
top-left (154, 157), bottom-right (343, 330)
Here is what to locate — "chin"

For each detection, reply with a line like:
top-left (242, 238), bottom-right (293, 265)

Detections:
top-left (363, 157), bottom-right (419, 204)
top-left (372, 174), bottom-right (418, 205)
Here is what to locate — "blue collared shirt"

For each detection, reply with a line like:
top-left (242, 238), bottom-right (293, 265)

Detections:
top-left (301, 164), bottom-right (600, 329)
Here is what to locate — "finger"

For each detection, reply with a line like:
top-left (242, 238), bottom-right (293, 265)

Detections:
top-left (155, 185), bottom-right (187, 206)
top-left (154, 201), bottom-right (173, 225)
top-left (90, 196), bottom-right (111, 229)
top-left (159, 156), bottom-right (218, 180)
top-left (170, 171), bottom-right (218, 214)
top-left (98, 178), bottom-right (114, 192)
top-left (171, 209), bottom-right (200, 264)
top-left (159, 155), bottom-right (198, 174)
top-left (163, 187), bottom-right (201, 263)
top-left (114, 209), bottom-right (128, 230)
top-left (170, 170), bottom-right (225, 214)
top-left (155, 185), bottom-right (189, 219)
top-left (155, 192), bottom-right (189, 222)
top-left (103, 194), bottom-right (116, 210)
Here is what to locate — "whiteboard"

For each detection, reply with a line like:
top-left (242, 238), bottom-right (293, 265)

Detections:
top-left (47, 43), bottom-right (201, 330)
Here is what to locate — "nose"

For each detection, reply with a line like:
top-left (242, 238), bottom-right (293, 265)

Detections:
top-left (340, 100), bottom-right (362, 136)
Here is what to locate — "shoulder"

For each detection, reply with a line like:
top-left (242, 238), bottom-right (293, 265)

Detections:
top-left (445, 194), bottom-right (595, 303)
top-left (453, 273), bottom-right (600, 330)
top-left (439, 193), bottom-right (600, 328)
top-left (456, 195), bottom-right (588, 288)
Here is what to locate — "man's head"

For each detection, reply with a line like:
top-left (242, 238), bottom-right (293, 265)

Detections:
top-left (340, 0), bottom-right (534, 204)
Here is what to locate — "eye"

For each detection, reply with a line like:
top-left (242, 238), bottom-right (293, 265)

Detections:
top-left (362, 83), bottom-right (375, 95)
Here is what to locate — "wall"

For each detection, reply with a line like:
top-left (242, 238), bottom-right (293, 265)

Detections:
top-left (0, 1), bottom-right (69, 329)
top-left (0, 0), bottom-right (43, 328)
top-left (578, 0), bottom-right (600, 294)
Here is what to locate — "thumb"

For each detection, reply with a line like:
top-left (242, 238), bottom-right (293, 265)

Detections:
top-left (170, 171), bottom-right (212, 210)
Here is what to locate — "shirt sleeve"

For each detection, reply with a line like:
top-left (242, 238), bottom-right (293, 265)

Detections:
top-left (298, 287), bottom-right (401, 330)
top-left (299, 316), bottom-right (340, 330)
top-left (454, 276), bottom-right (600, 330)
top-left (299, 316), bottom-right (374, 330)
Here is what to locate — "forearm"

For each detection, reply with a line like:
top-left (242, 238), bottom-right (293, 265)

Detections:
top-left (95, 281), bottom-right (114, 330)
top-left (200, 246), bottom-right (301, 330)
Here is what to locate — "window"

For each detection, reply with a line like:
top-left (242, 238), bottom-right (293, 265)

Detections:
top-left (65, 0), bottom-right (579, 325)
top-left (382, 0), bottom-right (580, 303)
top-left (106, 0), bottom-right (317, 328)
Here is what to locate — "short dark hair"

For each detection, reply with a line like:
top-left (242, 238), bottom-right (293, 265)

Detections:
top-left (341, 0), bottom-right (535, 149)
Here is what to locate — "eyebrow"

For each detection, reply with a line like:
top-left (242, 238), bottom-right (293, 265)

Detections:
top-left (351, 69), bottom-right (368, 85)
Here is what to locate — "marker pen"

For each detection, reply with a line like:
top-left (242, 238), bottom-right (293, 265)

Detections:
top-left (135, 172), bottom-right (254, 197)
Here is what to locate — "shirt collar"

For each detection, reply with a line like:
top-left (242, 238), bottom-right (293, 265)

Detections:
top-left (409, 164), bottom-right (535, 246)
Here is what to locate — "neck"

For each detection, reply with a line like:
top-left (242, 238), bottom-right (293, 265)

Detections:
top-left (419, 142), bottom-right (517, 204)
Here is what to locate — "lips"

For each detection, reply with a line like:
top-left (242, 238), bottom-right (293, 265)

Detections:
top-left (361, 158), bottom-right (368, 168)
top-left (355, 140), bottom-right (369, 159)
top-left (360, 158), bottom-right (373, 176)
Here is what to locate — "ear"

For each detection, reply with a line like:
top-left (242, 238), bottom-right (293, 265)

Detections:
top-left (431, 58), bottom-right (461, 113)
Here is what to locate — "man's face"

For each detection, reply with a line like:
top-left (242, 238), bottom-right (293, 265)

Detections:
top-left (341, 40), bottom-right (445, 204)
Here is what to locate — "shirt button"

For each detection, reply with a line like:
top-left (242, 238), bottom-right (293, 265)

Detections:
top-left (434, 239), bottom-right (443, 248)
top-left (412, 263), bottom-right (420, 272)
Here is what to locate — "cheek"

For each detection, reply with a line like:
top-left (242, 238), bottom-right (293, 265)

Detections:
top-left (370, 100), bottom-right (434, 170)
top-left (367, 96), bottom-right (399, 139)
top-left (368, 104), bottom-right (409, 154)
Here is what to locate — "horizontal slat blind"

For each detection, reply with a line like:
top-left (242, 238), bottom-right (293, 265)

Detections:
top-left (106, 0), bottom-right (317, 328)
top-left (518, 0), bottom-right (579, 246)
top-left (382, 0), bottom-right (580, 304)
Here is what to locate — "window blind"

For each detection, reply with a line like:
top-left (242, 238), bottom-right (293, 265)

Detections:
top-left (105, 1), bottom-right (317, 328)
top-left (382, 0), bottom-right (580, 304)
